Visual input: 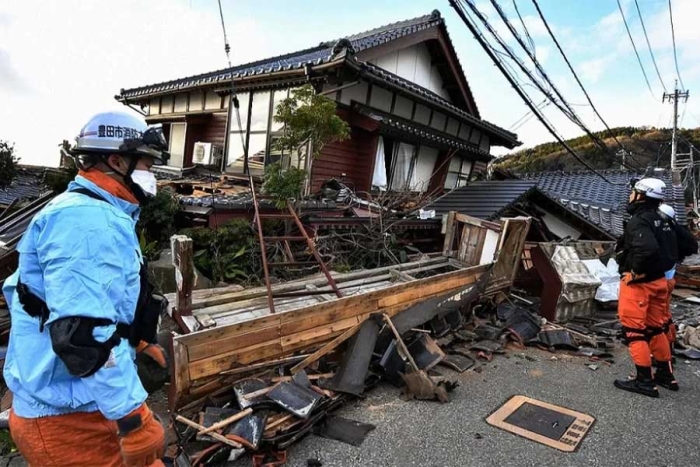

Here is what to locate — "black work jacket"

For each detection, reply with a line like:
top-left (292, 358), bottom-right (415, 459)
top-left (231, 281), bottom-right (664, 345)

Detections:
top-left (670, 220), bottom-right (698, 263)
top-left (617, 202), bottom-right (677, 282)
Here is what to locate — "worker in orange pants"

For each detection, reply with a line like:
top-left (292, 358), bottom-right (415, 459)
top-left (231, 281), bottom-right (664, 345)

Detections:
top-left (615, 178), bottom-right (678, 397)
top-left (10, 407), bottom-right (165, 467)
top-left (617, 274), bottom-right (673, 396)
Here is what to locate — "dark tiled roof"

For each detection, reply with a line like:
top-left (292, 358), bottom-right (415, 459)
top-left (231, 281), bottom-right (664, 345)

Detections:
top-left (353, 103), bottom-right (490, 159)
top-left (520, 169), bottom-right (686, 235)
top-left (119, 12), bottom-right (443, 100)
top-left (358, 62), bottom-right (519, 147)
top-left (429, 180), bottom-right (538, 220)
top-left (0, 170), bottom-right (48, 206)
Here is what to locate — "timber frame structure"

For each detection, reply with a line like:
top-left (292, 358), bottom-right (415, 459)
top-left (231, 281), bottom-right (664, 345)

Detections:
top-left (116, 10), bottom-right (519, 195)
top-left (167, 214), bottom-right (531, 410)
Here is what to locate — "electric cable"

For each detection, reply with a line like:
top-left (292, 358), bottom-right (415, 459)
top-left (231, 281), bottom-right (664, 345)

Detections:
top-left (668, 0), bottom-right (685, 91)
top-left (449, 0), bottom-right (627, 184)
top-left (617, 0), bottom-right (656, 99)
top-left (531, 0), bottom-right (643, 167)
top-left (482, 0), bottom-right (641, 169)
top-left (634, 0), bottom-right (667, 93)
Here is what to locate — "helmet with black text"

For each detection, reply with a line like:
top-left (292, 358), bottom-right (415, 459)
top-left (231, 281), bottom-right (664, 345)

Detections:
top-left (631, 177), bottom-right (665, 200)
top-left (68, 111), bottom-right (170, 202)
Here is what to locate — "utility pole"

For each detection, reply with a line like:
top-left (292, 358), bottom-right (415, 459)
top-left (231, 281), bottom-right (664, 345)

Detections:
top-left (663, 81), bottom-right (690, 184)
top-left (616, 149), bottom-right (629, 170)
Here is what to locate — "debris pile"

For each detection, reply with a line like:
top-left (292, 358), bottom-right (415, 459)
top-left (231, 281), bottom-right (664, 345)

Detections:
top-left (167, 289), bottom-right (623, 465)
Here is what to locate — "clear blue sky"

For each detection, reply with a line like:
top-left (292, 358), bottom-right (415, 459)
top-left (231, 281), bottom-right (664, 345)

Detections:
top-left (1, 0), bottom-right (698, 165)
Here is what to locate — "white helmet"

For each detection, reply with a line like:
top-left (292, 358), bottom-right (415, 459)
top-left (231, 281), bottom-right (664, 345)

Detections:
top-left (659, 203), bottom-right (676, 219)
top-left (633, 178), bottom-right (665, 200)
top-left (71, 111), bottom-right (169, 164)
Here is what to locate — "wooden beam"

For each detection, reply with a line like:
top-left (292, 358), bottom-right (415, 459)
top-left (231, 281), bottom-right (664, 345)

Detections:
top-left (271, 372), bottom-right (335, 383)
top-left (381, 314), bottom-right (419, 372)
top-left (197, 408), bottom-right (253, 435)
top-left (171, 235), bottom-right (194, 317)
top-left (442, 211), bottom-right (457, 257)
top-left (218, 354), bottom-right (310, 376)
top-left (174, 415), bottom-right (242, 449)
top-left (290, 323), bottom-right (363, 374)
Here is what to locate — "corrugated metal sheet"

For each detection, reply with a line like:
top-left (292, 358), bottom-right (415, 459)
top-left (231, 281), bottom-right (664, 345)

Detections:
top-left (539, 242), bottom-right (614, 322)
top-left (429, 180), bottom-right (538, 220)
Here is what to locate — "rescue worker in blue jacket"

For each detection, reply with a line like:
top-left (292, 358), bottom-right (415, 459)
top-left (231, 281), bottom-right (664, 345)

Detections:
top-left (4, 111), bottom-right (170, 467)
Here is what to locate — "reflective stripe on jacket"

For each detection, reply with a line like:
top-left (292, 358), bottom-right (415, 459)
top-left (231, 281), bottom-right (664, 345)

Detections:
top-left (2, 176), bottom-right (147, 420)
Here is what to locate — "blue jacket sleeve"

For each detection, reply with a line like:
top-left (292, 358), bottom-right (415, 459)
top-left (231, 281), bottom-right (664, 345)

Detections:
top-left (35, 206), bottom-right (147, 420)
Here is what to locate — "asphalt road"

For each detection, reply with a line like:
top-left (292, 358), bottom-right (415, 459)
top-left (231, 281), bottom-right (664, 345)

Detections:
top-left (267, 347), bottom-right (700, 467)
top-left (3, 346), bottom-right (700, 467)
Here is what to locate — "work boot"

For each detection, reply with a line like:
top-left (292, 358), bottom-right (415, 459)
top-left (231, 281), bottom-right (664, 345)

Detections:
top-left (654, 360), bottom-right (679, 391)
top-left (614, 366), bottom-right (659, 398)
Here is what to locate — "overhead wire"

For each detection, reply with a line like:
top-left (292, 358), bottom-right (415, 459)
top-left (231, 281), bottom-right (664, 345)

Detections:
top-left (485, 0), bottom-right (641, 170)
top-left (531, 0), bottom-right (645, 168)
top-left (668, 0), bottom-right (685, 91)
top-left (513, 0), bottom-right (535, 55)
top-left (216, 0), bottom-right (247, 153)
top-left (633, 0), bottom-right (667, 93)
top-left (449, 0), bottom-right (627, 184)
top-left (617, 0), bottom-right (656, 99)
top-left (508, 99), bottom-right (548, 130)
top-left (511, 102), bottom-right (550, 132)
top-left (216, 0), bottom-right (249, 229)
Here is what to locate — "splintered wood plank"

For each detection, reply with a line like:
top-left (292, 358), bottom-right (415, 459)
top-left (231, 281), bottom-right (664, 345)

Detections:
top-left (280, 300), bottom-right (378, 336)
top-left (177, 264), bottom-right (491, 383)
top-left (169, 336), bottom-right (190, 412)
top-left (187, 325), bottom-right (281, 362)
top-left (442, 211), bottom-right (457, 256)
top-left (376, 276), bottom-right (474, 308)
top-left (281, 316), bottom-right (361, 350)
top-left (188, 340), bottom-right (284, 380)
top-left (178, 314), bottom-right (281, 348)
top-left (178, 264), bottom-right (487, 348)
top-left (290, 324), bottom-right (362, 374)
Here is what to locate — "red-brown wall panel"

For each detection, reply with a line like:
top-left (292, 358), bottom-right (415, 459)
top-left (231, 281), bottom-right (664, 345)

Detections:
top-left (310, 125), bottom-right (378, 193)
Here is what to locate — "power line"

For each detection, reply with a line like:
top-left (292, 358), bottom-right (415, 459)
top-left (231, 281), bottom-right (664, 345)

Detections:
top-left (633, 0), bottom-right (667, 93)
top-left (513, 0), bottom-right (535, 56)
top-left (449, 0), bottom-right (627, 184)
top-left (531, 0), bottom-right (642, 167)
top-left (486, 0), bottom-right (641, 169)
top-left (617, 0), bottom-right (656, 99)
top-left (508, 99), bottom-right (548, 130)
top-left (216, 0), bottom-right (246, 154)
top-left (512, 102), bottom-right (551, 132)
top-left (668, 0), bottom-right (686, 91)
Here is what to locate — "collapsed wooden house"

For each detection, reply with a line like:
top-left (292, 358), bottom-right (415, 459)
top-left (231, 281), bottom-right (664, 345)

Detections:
top-left (166, 214), bottom-right (531, 410)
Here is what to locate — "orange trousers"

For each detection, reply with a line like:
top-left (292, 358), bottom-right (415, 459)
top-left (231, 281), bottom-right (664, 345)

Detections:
top-left (665, 278), bottom-right (677, 344)
top-left (618, 275), bottom-right (671, 367)
top-left (9, 409), bottom-right (164, 467)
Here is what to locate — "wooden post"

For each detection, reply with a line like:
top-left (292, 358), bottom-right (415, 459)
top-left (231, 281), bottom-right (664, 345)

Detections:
top-left (171, 235), bottom-right (194, 318)
top-left (442, 211), bottom-right (457, 257)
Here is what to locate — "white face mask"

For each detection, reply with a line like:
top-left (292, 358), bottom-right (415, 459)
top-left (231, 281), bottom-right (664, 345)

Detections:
top-left (130, 170), bottom-right (157, 197)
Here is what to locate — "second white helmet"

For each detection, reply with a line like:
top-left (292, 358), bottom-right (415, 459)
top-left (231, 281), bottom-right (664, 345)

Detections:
top-left (659, 203), bottom-right (676, 219)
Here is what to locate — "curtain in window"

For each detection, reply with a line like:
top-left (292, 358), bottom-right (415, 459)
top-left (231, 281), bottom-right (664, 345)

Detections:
top-left (372, 136), bottom-right (388, 190)
top-left (390, 142), bottom-right (414, 190)
top-left (410, 146), bottom-right (438, 192)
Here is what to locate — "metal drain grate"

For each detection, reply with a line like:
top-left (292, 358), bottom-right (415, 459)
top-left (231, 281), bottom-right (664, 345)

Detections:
top-left (486, 395), bottom-right (594, 452)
